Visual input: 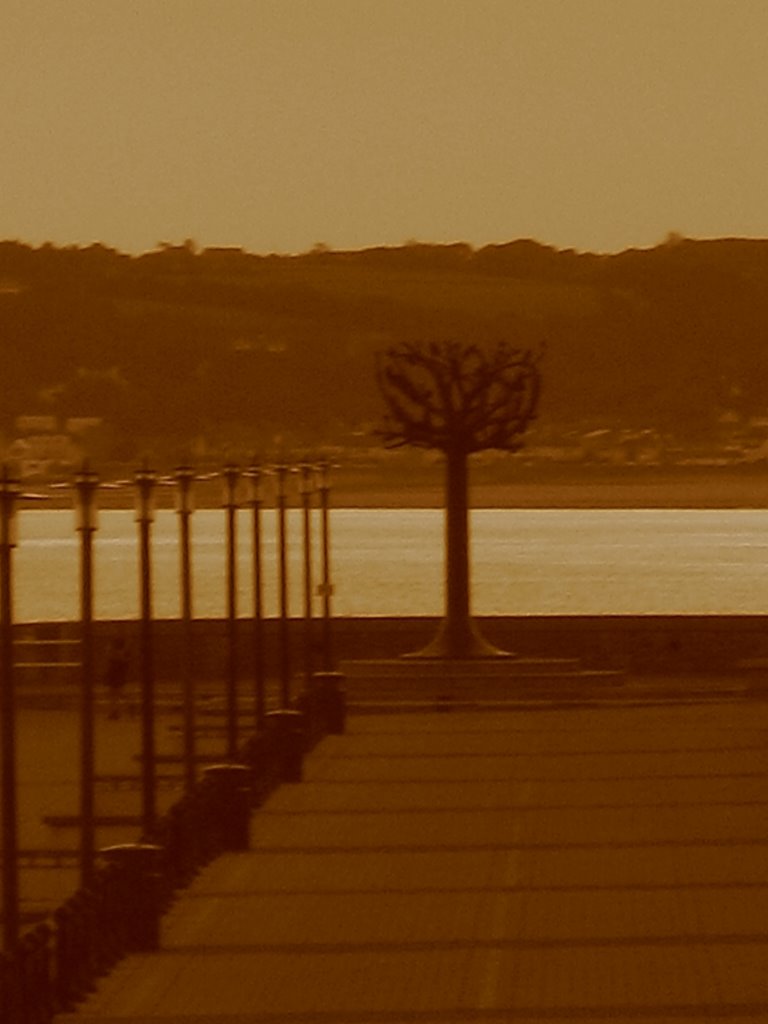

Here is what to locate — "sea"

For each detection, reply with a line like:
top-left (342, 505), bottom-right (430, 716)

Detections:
top-left (10, 507), bottom-right (768, 622)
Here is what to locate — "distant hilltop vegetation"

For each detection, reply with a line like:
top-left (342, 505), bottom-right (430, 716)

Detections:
top-left (1, 235), bottom-right (768, 463)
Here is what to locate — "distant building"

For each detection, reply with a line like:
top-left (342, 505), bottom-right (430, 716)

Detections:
top-left (65, 417), bottom-right (103, 436)
top-left (6, 415), bottom-right (104, 478)
top-left (15, 414), bottom-right (58, 434)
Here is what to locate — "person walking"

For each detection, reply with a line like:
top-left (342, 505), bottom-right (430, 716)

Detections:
top-left (104, 636), bottom-right (129, 719)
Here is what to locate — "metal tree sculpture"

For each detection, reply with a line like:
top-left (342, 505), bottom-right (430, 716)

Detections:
top-left (377, 339), bottom-right (541, 658)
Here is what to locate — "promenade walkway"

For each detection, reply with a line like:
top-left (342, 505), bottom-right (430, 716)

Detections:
top-left (56, 696), bottom-right (768, 1022)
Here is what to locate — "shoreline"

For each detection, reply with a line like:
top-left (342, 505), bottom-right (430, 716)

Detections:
top-left (20, 463), bottom-right (768, 511)
top-left (331, 463), bottom-right (768, 509)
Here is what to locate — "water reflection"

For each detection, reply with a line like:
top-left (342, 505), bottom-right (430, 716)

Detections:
top-left (13, 508), bottom-right (768, 622)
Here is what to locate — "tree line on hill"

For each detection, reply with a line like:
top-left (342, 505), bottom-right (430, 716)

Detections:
top-left (1, 234), bottom-right (767, 461)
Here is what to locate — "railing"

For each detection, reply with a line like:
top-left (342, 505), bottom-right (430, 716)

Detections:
top-left (0, 670), bottom-right (346, 1024)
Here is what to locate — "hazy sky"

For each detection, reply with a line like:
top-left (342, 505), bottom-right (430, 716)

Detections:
top-left (3, 0), bottom-right (768, 256)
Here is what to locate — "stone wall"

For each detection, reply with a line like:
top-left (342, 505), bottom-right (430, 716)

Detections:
top-left (13, 614), bottom-right (768, 678)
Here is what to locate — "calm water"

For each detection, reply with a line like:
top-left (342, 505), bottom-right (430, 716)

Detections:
top-left (11, 507), bottom-right (768, 622)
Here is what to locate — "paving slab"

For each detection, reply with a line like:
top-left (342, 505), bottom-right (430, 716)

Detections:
top-left (56, 699), bottom-right (768, 1022)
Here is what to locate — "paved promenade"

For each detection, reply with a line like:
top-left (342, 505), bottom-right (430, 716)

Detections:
top-left (15, 700), bottom-right (229, 915)
top-left (56, 697), bottom-right (768, 1022)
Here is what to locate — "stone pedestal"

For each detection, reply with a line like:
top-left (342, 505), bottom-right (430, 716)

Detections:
top-left (340, 656), bottom-right (624, 708)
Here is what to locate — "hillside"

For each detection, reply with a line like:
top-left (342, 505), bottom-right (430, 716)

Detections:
top-left (1, 236), bottom-right (768, 463)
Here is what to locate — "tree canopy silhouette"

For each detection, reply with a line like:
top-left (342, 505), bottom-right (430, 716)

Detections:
top-left (377, 340), bottom-right (541, 454)
top-left (376, 339), bottom-right (542, 658)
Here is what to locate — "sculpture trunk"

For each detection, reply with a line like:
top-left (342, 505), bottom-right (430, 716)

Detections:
top-left (412, 447), bottom-right (509, 659)
top-left (445, 447), bottom-right (471, 650)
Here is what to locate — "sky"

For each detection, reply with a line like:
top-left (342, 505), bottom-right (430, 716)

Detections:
top-left (2, 0), bottom-right (768, 256)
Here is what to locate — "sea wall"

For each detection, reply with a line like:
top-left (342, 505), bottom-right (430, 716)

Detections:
top-left (13, 614), bottom-right (768, 677)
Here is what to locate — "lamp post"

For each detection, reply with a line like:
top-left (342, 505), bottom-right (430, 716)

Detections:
top-left (74, 463), bottom-right (98, 888)
top-left (299, 464), bottom-right (314, 688)
top-left (246, 463), bottom-right (265, 731)
top-left (222, 464), bottom-right (239, 759)
top-left (275, 465), bottom-right (291, 706)
top-left (175, 466), bottom-right (196, 793)
top-left (134, 464), bottom-right (157, 835)
top-left (317, 462), bottom-right (334, 671)
top-left (0, 465), bottom-right (19, 952)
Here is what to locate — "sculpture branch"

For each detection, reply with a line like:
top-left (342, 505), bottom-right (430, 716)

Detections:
top-left (376, 340), bottom-right (541, 454)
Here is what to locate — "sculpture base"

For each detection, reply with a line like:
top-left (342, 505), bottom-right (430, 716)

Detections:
top-left (339, 656), bottom-right (624, 707)
top-left (404, 638), bottom-right (513, 659)
top-left (402, 618), bottom-right (513, 660)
